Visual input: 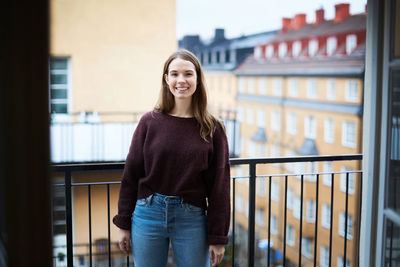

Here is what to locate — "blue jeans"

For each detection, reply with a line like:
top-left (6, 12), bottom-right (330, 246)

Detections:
top-left (131, 193), bottom-right (210, 267)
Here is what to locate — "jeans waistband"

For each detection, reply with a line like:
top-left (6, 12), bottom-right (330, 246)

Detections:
top-left (148, 193), bottom-right (184, 205)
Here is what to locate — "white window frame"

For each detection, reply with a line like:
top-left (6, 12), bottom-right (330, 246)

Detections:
top-left (273, 78), bottom-right (282, 96)
top-left (324, 118), bottom-right (335, 143)
top-left (287, 112), bottom-right (297, 135)
top-left (258, 78), bottom-right (267, 95)
top-left (346, 34), bottom-right (357, 55)
top-left (256, 208), bottom-right (265, 226)
top-left (322, 203), bottom-right (331, 229)
top-left (254, 46), bottom-right (262, 59)
top-left (345, 80), bottom-right (358, 102)
top-left (286, 225), bottom-right (295, 247)
top-left (327, 79), bottom-right (336, 100)
top-left (304, 115), bottom-right (317, 139)
top-left (237, 105), bottom-right (244, 122)
top-left (302, 238), bottom-right (313, 259)
top-left (287, 188), bottom-right (294, 210)
top-left (278, 42), bottom-right (287, 58)
top-left (248, 78), bottom-right (255, 93)
top-left (320, 246), bottom-right (330, 267)
top-left (50, 57), bottom-right (72, 117)
top-left (248, 140), bottom-right (256, 158)
top-left (340, 166), bottom-right (355, 194)
top-left (236, 195), bottom-right (244, 213)
top-left (339, 212), bottom-right (353, 240)
top-left (307, 79), bottom-right (318, 99)
top-left (337, 256), bottom-right (351, 267)
top-left (257, 108), bottom-right (266, 128)
top-left (308, 39), bottom-right (318, 56)
top-left (326, 36), bottom-right (337, 56)
top-left (266, 45), bottom-right (274, 58)
top-left (271, 180), bottom-right (280, 201)
top-left (271, 110), bottom-right (281, 131)
top-left (238, 77), bottom-right (246, 93)
top-left (288, 78), bottom-right (299, 97)
top-left (323, 162), bottom-right (333, 186)
top-left (293, 196), bottom-right (301, 219)
top-left (306, 200), bottom-right (316, 223)
top-left (342, 121), bottom-right (356, 148)
top-left (247, 107), bottom-right (254, 125)
top-left (292, 41), bottom-right (302, 57)
top-left (271, 215), bottom-right (278, 235)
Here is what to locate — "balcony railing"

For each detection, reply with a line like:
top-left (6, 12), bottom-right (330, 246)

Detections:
top-left (52, 154), bottom-right (362, 267)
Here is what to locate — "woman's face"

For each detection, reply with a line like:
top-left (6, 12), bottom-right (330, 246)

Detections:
top-left (164, 58), bottom-right (197, 101)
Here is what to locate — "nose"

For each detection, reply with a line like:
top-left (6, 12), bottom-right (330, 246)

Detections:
top-left (177, 74), bottom-right (185, 83)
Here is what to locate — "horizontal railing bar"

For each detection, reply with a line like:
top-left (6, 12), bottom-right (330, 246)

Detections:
top-left (53, 181), bottom-right (121, 187)
top-left (52, 154), bottom-right (363, 172)
top-left (230, 154), bottom-right (362, 165)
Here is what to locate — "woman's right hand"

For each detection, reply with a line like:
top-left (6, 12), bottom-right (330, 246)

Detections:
top-left (118, 228), bottom-right (131, 254)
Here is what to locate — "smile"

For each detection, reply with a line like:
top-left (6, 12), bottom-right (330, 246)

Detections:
top-left (175, 87), bottom-right (189, 92)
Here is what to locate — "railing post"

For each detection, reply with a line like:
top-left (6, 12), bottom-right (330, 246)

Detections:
top-left (248, 163), bottom-right (256, 267)
top-left (232, 179), bottom-right (236, 267)
top-left (65, 170), bottom-right (74, 266)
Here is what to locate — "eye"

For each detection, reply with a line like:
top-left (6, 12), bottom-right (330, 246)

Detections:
top-left (170, 73), bottom-right (178, 77)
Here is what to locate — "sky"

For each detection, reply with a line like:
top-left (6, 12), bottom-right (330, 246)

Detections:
top-left (176, 0), bottom-right (367, 41)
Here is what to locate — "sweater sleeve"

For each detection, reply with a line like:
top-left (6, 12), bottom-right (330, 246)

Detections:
top-left (206, 123), bottom-right (231, 245)
top-left (112, 115), bottom-right (147, 230)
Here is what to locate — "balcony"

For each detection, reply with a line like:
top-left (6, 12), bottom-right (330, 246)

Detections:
top-left (52, 154), bottom-right (362, 267)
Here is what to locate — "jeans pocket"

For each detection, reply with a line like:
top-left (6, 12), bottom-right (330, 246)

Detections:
top-left (183, 203), bottom-right (203, 213)
top-left (136, 198), bottom-right (147, 207)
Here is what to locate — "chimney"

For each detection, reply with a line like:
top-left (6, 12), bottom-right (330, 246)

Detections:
top-left (291, 14), bottom-right (307, 30)
top-left (334, 3), bottom-right (350, 23)
top-left (282, 18), bottom-right (292, 32)
top-left (214, 28), bottom-right (225, 42)
top-left (315, 8), bottom-right (325, 25)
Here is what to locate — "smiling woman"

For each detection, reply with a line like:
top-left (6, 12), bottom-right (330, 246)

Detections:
top-left (113, 50), bottom-right (231, 267)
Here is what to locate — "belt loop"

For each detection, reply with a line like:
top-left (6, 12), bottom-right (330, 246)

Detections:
top-left (148, 194), bottom-right (153, 205)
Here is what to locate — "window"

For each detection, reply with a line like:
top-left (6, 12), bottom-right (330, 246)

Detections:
top-left (345, 80), bottom-right (358, 102)
top-left (323, 162), bottom-right (333, 186)
top-left (307, 161), bottom-right (318, 182)
top-left (254, 46), bottom-right (262, 59)
top-left (259, 78), bottom-right (267, 94)
top-left (304, 115), bottom-right (316, 139)
top-left (339, 212), bottom-right (353, 239)
top-left (273, 78), bottom-right (282, 96)
top-left (271, 180), bottom-right (280, 201)
top-left (306, 200), bottom-right (316, 222)
top-left (271, 110), bottom-right (281, 131)
top-left (247, 107), bottom-right (254, 125)
top-left (248, 140), bottom-right (256, 157)
top-left (322, 203), bottom-right (331, 229)
top-left (50, 57), bottom-right (70, 114)
top-left (279, 42), bottom-right (287, 58)
top-left (340, 166), bottom-right (355, 194)
top-left (266, 45), bottom-right (274, 58)
top-left (342, 121), bottom-right (356, 148)
top-left (236, 195), bottom-right (244, 213)
top-left (287, 188), bottom-right (294, 210)
top-left (286, 225), bottom-right (295, 247)
top-left (287, 112), bottom-right (297, 135)
top-left (327, 79), bottom-right (336, 100)
top-left (346, 34), bottom-right (357, 55)
top-left (288, 78), bottom-right (299, 97)
top-left (256, 209), bottom-right (265, 226)
top-left (238, 77), bottom-right (246, 93)
top-left (292, 41), bottom-right (302, 57)
top-left (302, 238), bottom-right (313, 258)
top-left (271, 216), bottom-right (278, 235)
top-left (327, 36), bottom-right (337, 56)
top-left (270, 145), bottom-right (280, 158)
top-left (307, 79), bottom-right (318, 99)
top-left (257, 179), bottom-right (266, 196)
top-left (257, 108), bottom-right (266, 128)
top-left (324, 118), bottom-right (335, 143)
top-left (320, 246), bottom-right (329, 267)
top-left (308, 39), bottom-right (318, 56)
top-left (293, 196), bottom-right (301, 219)
top-left (337, 256), bottom-right (351, 267)
top-left (248, 78), bottom-right (255, 93)
top-left (237, 105), bottom-right (244, 122)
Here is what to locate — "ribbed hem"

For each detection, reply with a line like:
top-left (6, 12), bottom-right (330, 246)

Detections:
top-left (207, 235), bottom-right (229, 245)
top-left (112, 214), bottom-right (131, 230)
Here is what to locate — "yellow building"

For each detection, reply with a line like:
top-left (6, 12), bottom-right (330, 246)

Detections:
top-left (233, 4), bottom-right (365, 267)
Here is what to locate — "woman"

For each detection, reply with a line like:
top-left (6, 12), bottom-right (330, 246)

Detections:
top-left (113, 49), bottom-right (231, 267)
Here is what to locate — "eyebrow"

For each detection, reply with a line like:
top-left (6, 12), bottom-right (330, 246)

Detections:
top-left (169, 69), bottom-right (195, 73)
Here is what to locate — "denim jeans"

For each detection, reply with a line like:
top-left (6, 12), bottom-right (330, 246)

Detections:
top-left (131, 193), bottom-right (210, 267)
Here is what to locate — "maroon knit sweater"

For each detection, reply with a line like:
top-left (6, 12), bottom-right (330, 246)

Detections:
top-left (113, 110), bottom-right (231, 245)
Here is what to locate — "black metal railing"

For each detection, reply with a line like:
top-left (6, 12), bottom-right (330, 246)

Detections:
top-left (52, 154), bottom-right (362, 267)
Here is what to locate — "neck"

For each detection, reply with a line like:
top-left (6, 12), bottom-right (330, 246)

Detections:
top-left (170, 98), bottom-right (193, 118)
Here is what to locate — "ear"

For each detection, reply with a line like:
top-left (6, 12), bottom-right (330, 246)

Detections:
top-left (164, 74), bottom-right (169, 84)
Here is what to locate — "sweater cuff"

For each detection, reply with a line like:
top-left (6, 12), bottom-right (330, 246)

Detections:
top-left (112, 214), bottom-right (132, 230)
top-left (207, 234), bottom-right (229, 245)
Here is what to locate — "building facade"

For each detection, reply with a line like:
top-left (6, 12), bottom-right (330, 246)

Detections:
top-left (233, 3), bottom-right (366, 266)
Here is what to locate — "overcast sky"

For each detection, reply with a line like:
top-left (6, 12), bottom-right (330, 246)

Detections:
top-left (176, 0), bottom-right (367, 40)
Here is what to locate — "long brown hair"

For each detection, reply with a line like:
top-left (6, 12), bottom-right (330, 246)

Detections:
top-left (155, 49), bottom-right (223, 141)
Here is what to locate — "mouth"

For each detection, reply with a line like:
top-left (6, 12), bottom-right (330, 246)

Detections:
top-left (175, 87), bottom-right (189, 93)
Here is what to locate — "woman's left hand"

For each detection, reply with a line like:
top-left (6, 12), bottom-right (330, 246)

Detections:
top-left (209, 244), bottom-right (225, 267)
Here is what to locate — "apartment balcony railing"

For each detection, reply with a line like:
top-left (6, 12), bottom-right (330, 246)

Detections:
top-left (52, 154), bottom-right (362, 267)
